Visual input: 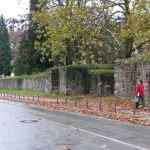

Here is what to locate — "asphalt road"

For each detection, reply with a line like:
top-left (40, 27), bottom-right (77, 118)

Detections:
top-left (0, 100), bottom-right (150, 150)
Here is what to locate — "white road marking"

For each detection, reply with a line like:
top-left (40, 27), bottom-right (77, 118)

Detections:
top-left (62, 124), bottom-right (149, 150)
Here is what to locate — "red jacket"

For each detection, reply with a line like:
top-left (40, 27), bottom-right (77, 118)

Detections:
top-left (135, 83), bottom-right (144, 97)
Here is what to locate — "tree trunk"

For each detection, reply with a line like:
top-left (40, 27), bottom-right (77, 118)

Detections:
top-left (120, 36), bottom-right (133, 58)
top-left (65, 38), bottom-right (73, 65)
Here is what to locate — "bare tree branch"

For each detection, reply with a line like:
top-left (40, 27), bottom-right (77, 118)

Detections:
top-left (134, 40), bottom-right (150, 51)
top-left (106, 29), bottom-right (120, 45)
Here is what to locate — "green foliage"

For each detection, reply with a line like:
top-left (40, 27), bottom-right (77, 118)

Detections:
top-left (120, 0), bottom-right (150, 42)
top-left (29, 0), bottom-right (53, 71)
top-left (32, 0), bottom-right (150, 65)
top-left (0, 15), bottom-right (12, 76)
top-left (119, 0), bottom-right (150, 57)
top-left (14, 0), bottom-right (53, 76)
top-left (14, 34), bottom-right (32, 75)
top-left (32, 0), bottom-right (113, 65)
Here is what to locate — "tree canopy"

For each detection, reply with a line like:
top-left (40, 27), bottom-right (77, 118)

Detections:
top-left (32, 0), bottom-right (149, 65)
top-left (0, 15), bottom-right (12, 76)
top-left (13, 0), bottom-right (53, 75)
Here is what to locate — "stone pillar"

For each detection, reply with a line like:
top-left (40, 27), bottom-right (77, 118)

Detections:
top-left (59, 69), bottom-right (67, 94)
top-left (45, 71), bottom-right (52, 93)
top-left (115, 61), bottom-right (150, 100)
top-left (59, 68), bottom-right (85, 94)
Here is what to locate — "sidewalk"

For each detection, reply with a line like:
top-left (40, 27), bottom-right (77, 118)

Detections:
top-left (0, 93), bottom-right (150, 126)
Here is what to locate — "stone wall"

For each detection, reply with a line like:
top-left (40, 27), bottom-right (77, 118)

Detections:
top-left (1, 61), bottom-right (149, 98)
top-left (22, 77), bottom-right (46, 92)
top-left (0, 79), bottom-right (18, 89)
top-left (0, 65), bottom-right (115, 96)
top-left (115, 61), bottom-right (150, 100)
top-left (90, 74), bottom-right (114, 96)
top-left (0, 73), bottom-right (52, 93)
top-left (59, 68), bottom-right (114, 95)
top-left (59, 68), bottom-right (85, 94)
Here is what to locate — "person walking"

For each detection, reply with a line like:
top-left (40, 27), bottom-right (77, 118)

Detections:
top-left (135, 80), bottom-right (147, 111)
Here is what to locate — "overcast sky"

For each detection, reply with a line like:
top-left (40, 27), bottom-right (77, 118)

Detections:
top-left (0, 0), bottom-right (29, 18)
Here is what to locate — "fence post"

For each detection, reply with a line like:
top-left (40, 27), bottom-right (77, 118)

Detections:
top-left (65, 99), bottom-right (67, 106)
top-left (75, 99), bottom-right (77, 107)
top-left (28, 95), bottom-right (30, 101)
top-left (133, 105), bottom-right (136, 115)
top-left (57, 98), bottom-right (59, 104)
top-left (114, 103), bottom-right (117, 113)
top-left (86, 101), bottom-right (89, 109)
top-left (99, 102), bottom-right (102, 111)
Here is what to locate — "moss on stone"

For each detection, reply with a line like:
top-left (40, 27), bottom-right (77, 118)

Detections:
top-left (49, 64), bottom-right (113, 71)
top-left (0, 73), bottom-right (46, 80)
top-left (89, 69), bottom-right (114, 76)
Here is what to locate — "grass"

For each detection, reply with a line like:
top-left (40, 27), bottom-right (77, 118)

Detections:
top-left (0, 89), bottom-right (84, 100)
top-left (0, 89), bottom-right (48, 96)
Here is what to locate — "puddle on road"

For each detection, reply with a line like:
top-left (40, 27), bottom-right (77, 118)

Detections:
top-left (20, 120), bottom-right (39, 123)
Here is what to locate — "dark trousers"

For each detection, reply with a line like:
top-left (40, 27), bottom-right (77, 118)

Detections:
top-left (135, 96), bottom-right (146, 110)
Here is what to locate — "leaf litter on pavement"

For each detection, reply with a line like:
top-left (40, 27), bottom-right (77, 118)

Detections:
top-left (1, 94), bottom-right (150, 126)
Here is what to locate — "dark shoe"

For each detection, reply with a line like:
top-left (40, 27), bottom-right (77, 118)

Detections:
top-left (144, 107), bottom-right (147, 111)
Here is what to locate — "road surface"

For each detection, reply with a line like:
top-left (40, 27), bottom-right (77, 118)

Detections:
top-left (0, 99), bottom-right (150, 150)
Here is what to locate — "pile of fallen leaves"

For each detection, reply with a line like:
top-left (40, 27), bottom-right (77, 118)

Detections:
top-left (1, 94), bottom-right (150, 126)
